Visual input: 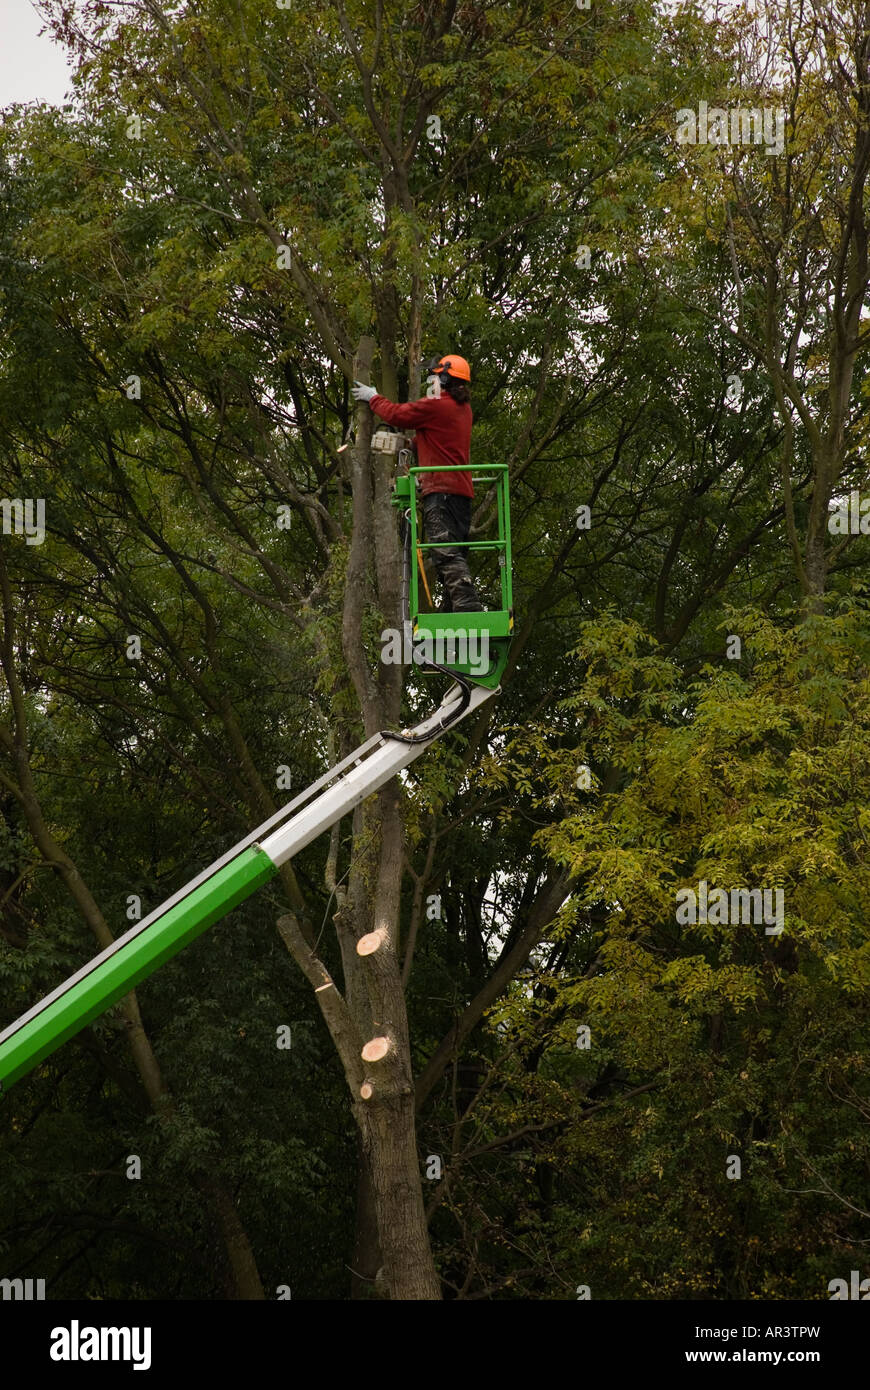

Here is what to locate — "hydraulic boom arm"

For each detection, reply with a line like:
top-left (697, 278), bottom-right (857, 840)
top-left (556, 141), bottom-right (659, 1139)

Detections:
top-left (0, 681), bottom-right (495, 1094)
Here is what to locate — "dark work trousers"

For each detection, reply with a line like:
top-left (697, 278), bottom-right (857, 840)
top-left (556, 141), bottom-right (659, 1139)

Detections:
top-left (421, 492), bottom-right (482, 612)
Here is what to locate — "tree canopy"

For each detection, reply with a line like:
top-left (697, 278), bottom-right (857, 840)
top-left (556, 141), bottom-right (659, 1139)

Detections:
top-left (0, 0), bottom-right (868, 1300)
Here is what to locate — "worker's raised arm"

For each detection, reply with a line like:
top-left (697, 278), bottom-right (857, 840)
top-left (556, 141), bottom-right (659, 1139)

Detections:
top-left (365, 391), bottom-right (443, 429)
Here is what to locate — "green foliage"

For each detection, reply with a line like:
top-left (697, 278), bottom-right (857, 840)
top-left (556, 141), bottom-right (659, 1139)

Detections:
top-left (0, 0), bottom-right (867, 1302)
top-left (428, 598), bottom-right (870, 1296)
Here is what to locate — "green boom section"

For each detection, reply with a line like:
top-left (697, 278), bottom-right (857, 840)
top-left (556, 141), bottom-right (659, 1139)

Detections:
top-left (0, 846), bottom-right (277, 1094)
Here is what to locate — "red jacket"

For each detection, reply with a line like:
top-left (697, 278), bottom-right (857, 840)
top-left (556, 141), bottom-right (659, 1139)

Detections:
top-left (369, 393), bottom-right (473, 497)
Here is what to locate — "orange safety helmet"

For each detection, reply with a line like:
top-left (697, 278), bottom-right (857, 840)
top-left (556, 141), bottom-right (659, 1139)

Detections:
top-left (428, 353), bottom-right (471, 382)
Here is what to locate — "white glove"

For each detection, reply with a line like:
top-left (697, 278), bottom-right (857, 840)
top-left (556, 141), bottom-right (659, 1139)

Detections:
top-left (352, 381), bottom-right (377, 403)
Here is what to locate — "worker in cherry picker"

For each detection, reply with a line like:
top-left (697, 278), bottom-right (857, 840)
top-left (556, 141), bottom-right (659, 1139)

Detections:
top-left (351, 354), bottom-right (484, 613)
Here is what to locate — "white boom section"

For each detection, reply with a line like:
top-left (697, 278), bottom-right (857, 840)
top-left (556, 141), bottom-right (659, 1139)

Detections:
top-left (259, 681), bottom-right (495, 869)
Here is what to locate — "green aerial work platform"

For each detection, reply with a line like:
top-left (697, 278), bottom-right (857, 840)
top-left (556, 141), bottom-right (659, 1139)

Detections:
top-left (0, 461), bottom-right (513, 1094)
top-left (391, 460), bottom-right (513, 692)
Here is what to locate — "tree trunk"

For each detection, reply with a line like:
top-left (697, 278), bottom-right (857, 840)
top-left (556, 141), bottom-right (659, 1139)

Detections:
top-left (350, 1136), bottom-right (382, 1299)
top-left (197, 1175), bottom-right (266, 1300)
top-left (354, 1089), bottom-right (440, 1299)
top-left (273, 335), bottom-right (442, 1297)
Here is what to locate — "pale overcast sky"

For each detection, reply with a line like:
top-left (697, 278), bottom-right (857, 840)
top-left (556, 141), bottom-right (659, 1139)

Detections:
top-left (1, 0), bottom-right (75, 109)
